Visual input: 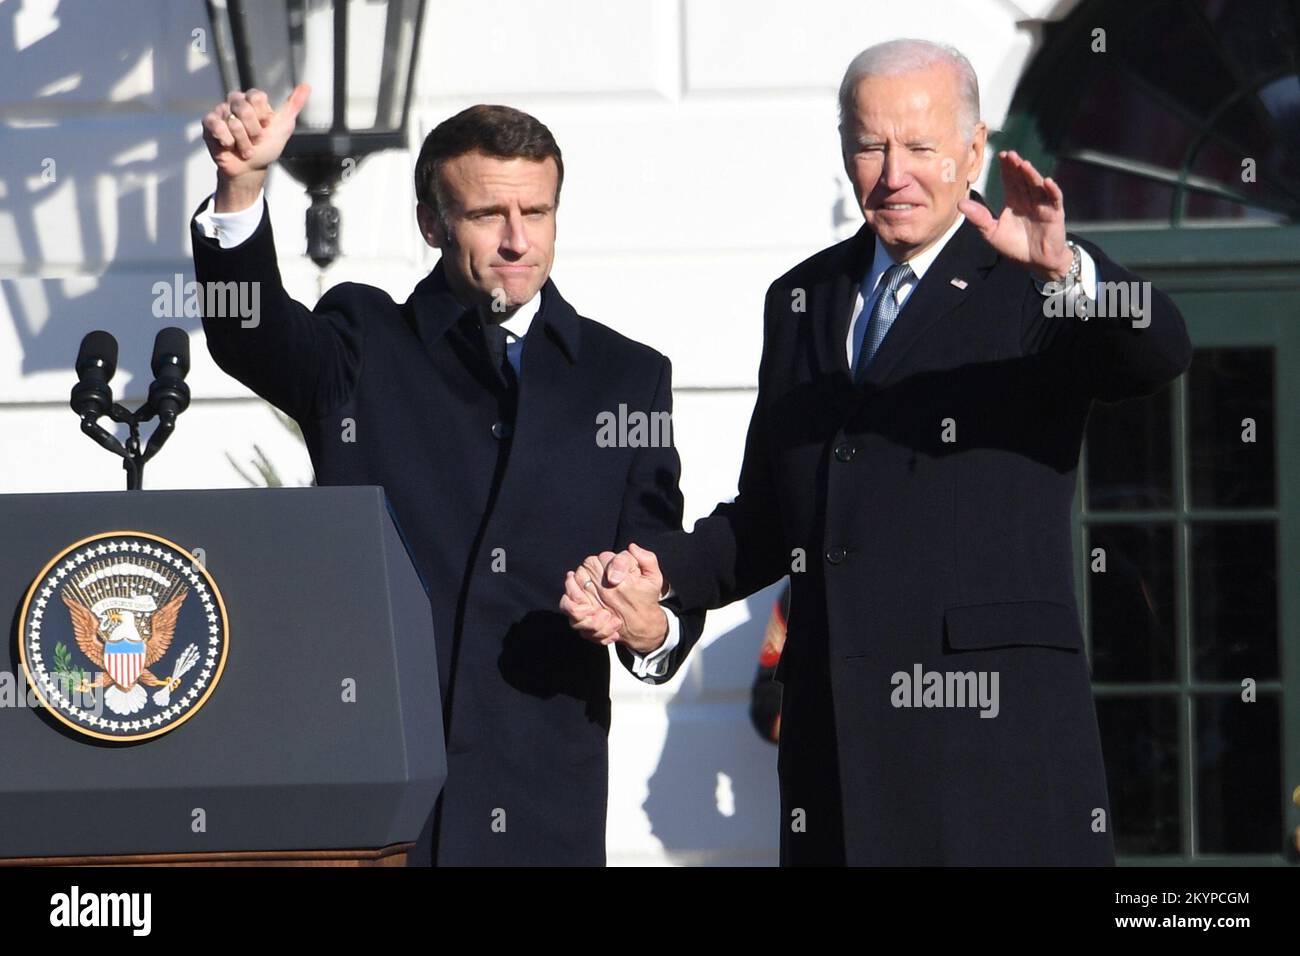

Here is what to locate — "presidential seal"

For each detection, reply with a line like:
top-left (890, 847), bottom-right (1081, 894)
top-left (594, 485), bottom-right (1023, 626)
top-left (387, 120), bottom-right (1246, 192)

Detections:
top-left (18, 531), bottom-right (229, 742)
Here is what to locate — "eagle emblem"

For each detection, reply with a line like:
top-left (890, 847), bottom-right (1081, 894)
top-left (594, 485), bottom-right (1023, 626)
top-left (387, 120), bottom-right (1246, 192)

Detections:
top-left (19, 532), bottom-right (229, 742)
top-left (62, 586), bottom-right (189, 716)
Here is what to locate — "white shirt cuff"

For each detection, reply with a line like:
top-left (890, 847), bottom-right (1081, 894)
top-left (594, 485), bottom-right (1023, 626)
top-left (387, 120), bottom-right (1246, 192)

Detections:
top-left (627, 607), bottom-right (681, 683)
top-left (195, 189), bottom-right (266, 249)
top-left (1035, 246), bottom-right (1099, 305)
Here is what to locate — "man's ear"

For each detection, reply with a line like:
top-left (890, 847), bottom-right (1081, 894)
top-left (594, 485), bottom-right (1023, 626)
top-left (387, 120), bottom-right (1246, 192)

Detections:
top-left (967, 122), bottom-right (988, 186)
top-left (838, 127), bottom-right (861, 192)
top-left (416, 202), bottom-right (444, 250)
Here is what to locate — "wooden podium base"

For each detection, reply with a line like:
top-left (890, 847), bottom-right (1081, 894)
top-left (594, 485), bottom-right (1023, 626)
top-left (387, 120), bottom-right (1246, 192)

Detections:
top-left (0, 843), bottom-right (415, 867)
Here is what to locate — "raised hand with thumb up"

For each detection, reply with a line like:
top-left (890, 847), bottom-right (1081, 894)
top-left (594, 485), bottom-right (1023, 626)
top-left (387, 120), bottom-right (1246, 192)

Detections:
top-left (201, 84), bottom-right (311, 212)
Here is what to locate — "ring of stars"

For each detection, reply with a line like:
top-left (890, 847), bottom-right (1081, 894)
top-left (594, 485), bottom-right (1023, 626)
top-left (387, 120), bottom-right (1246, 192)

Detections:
top-left (21, 534), bottom-right (227, 741)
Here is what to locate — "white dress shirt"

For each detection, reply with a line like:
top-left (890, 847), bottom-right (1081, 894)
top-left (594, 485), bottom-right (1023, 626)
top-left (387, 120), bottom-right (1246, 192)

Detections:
top-left (195, 190), bottom-right (680, 681)
top-left (494, 297), bottom-right (536, 374)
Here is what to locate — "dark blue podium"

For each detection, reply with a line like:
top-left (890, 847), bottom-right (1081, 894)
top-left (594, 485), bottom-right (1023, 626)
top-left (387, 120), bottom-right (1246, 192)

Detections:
top-left (0, 486), bottom-right (443, 866)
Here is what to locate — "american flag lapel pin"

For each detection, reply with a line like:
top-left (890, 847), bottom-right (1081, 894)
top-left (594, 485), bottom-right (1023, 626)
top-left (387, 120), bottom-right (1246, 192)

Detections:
top-left (950, 277), bottom-right (968, 290)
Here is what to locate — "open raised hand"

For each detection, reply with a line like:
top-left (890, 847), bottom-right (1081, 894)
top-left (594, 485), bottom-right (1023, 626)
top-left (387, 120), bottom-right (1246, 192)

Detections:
top-left (959, 149), bottom-right (1073, 283)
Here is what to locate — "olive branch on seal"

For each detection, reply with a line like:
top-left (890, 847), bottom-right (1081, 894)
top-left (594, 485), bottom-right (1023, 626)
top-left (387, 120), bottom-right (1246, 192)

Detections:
top-left (52, 642), bottom-right (89, 696)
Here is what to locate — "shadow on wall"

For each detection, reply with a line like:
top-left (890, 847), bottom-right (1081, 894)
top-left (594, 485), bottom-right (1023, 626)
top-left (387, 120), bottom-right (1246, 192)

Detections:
top-left (644, 583), bottom-right (784, 866)
top-left (0, 1), bottom-right (216, 398)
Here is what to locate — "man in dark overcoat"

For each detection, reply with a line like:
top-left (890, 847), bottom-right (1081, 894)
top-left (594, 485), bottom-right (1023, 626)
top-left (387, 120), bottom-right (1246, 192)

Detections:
top-left (195, 87), bottom-right (702, 865)
top-left (566, 38), bottom-right (1190, 865)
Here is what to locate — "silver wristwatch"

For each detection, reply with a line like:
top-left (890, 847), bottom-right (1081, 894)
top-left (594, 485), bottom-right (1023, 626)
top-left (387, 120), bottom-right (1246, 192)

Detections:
top-left (1060, 239), bottom-right (1082, 289)
top-left (1059, 239), bottom-right (1085, 320)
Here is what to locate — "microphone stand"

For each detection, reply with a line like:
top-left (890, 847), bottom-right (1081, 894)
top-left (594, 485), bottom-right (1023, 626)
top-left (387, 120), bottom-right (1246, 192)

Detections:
top-left (80, 401), bottom-right (155, 491)
top-left (73, 329), bottom-right (190, 491)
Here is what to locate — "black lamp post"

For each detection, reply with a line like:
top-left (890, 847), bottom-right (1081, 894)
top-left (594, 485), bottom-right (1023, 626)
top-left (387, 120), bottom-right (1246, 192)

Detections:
top-left (204, 0), bottom-right (427, 267)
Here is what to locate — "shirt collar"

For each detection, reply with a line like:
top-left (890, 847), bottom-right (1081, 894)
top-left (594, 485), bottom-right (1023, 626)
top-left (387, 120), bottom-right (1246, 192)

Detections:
top-left (409, 260), bottom-right (579, 364)
top-left (494, 292), bottom-right (541, 340)
top-left (865, 211), bottom-right (967, 292)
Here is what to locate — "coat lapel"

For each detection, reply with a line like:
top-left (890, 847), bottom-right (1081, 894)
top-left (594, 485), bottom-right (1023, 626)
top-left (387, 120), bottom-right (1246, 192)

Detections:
top-left (812, 225), bottom-right (876, 421)
top-left (407, 262), bottom-right (579, 387)
top-left (492, 279), bottom-right (581, 480)
top-left (511, 280), bottom-right (579, 432)
top-left (408, 259), bottom-right (474, 350)
top-left (808, 196), bottom-right (1000, 424)
top-left (856, 215), bottom-right (998, 390)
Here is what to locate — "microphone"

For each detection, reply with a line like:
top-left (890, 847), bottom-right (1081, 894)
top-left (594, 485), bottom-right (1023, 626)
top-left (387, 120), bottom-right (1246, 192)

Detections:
top-left (142, 327), bottom-right (191, 461)
top-left (71, 327), bottom-right (194, 486)
top-left (70, 330), bottom-right (118, 420)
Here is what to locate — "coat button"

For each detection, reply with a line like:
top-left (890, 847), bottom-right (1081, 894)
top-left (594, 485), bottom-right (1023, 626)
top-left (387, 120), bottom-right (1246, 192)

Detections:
top-left (826, 547), bottom-right (847, 565)
top-left (491, 421), bottom-right (512, 440)
top-left (834, 442), bottom-right (855, 462)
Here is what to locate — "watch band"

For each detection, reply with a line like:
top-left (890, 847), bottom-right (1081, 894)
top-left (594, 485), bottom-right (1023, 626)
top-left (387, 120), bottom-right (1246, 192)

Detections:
top-left (1061, 240), bottom-right (1082, 288)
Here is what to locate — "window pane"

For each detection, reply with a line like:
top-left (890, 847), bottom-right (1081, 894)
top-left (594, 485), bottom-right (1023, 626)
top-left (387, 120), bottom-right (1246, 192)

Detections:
top-left (1256, 75), bottom-right (1300, 163)
top-left (1117, 3), bottom-right (1238, 122)
top-left (1096, 697), bottom-right (1181, 855)
top-left (1188, 348), bottom-right (1275, 507)
top-left (1188, 85), bottom-right (1300, 221)
top-left (1190, 522), bottom-right (1278, 681)
top-left (1053, 160), bottom-right (1175, 223)
top-left (1202, 89), bottom-right (1284, 167)
top-left (1195, 694), bottom-right (1282, 854)
top-left (1085, 388), bottom-right (1174, 510)
top-left (1088, 525), bottom-right (1177, 682)
top-left (1060, 69), bottom-right (1199, 170)
top-left (1182, 192), bottom-right (1292, 225)
top-left (1201, 0), bottom-right (1300, 81)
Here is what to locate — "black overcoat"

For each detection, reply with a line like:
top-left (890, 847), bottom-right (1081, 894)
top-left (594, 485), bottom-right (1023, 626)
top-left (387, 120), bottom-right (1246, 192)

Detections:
top-left (191, 199), bottom-right (702, 865)
top-left (654, 201), bottom-right (1191, 865)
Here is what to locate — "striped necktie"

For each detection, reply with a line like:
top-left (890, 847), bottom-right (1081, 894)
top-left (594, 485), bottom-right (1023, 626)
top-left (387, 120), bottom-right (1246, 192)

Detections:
top-left (854, 261), bottom-right (914, 381)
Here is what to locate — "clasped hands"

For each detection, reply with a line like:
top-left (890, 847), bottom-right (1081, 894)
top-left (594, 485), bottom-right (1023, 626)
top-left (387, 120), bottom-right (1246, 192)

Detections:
top-left (560, 543), bottom-right (669, 655)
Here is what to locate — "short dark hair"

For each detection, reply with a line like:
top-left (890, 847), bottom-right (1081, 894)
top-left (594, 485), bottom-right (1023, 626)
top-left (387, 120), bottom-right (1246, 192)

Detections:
top-left (414, 104), bottom-right (564, 227)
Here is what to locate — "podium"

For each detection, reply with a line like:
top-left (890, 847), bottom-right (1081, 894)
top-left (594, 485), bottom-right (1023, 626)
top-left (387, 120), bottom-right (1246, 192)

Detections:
top-left (0, 486), bottom-right (444, 866)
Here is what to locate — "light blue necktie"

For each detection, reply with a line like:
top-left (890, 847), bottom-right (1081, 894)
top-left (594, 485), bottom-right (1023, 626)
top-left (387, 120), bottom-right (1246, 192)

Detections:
top-left (854, 261), bottom-right (914, 381)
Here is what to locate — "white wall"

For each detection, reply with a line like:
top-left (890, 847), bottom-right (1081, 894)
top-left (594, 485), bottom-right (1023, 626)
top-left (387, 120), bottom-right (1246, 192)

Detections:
top-left (0, 0), bottom-right (1079, 865)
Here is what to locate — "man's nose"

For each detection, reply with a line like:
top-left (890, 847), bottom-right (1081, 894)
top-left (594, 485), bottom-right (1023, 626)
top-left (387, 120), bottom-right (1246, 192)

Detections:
top-left (873, 145), bottom-right (915, 192)
top-left (881, 147), bottom-right (912, 192)
top-left (500, 211), bottom-right (529, 256)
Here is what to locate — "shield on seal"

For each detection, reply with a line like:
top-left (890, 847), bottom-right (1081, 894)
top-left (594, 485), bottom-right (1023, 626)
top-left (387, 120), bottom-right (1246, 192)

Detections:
top-left (104, 639), bottom-right (145, 688)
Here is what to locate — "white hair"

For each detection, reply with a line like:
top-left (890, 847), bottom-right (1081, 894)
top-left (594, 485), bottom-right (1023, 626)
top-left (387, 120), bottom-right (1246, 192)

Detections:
top-left (837, 38), bottom-right (981, 149)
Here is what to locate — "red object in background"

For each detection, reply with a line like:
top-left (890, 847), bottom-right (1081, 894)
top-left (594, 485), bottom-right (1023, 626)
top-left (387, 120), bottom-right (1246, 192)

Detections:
top-left (750, 583), bottom-right (789, 744)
